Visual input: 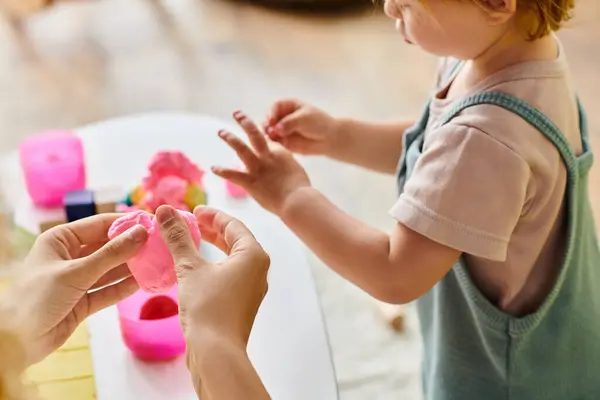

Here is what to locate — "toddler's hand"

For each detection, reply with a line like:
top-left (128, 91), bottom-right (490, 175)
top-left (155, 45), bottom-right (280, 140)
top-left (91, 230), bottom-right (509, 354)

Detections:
top-left (213, 111), bottom-right (311, 216)
top-left (263, 99), bottom-right (339, 156)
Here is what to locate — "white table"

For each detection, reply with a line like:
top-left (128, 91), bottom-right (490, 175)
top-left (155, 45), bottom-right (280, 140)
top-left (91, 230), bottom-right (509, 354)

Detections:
top-left (1, 112), bottom-right (339, 400)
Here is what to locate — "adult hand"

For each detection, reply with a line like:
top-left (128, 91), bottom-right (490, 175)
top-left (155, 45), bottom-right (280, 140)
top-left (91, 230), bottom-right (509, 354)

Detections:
top-left (263, 99), bottom-right (340, 155)
top-left (1, 214), bottom-right (148, 365)
top-left (156, 205), bottom-right (270, 348)
top-left (157, 205), bottom-right (271, 399)
top-left (213, 111), bottom-right (312, 216)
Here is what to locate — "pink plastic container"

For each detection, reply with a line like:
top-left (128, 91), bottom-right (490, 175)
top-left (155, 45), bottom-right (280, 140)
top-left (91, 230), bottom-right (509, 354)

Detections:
top-left (117, 286), bottom-right (186, 361)
top-left (19, 131), bottom-right (86, 207)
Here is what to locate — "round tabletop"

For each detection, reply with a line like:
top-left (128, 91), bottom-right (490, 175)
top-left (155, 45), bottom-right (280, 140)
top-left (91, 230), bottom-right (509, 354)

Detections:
top-left (1, 112), bottom-right (338, 400)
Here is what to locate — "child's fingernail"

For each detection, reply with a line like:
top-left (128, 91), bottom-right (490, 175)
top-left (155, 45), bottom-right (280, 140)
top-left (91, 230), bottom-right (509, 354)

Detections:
top-left (233, 110), bottom-right (242, 118)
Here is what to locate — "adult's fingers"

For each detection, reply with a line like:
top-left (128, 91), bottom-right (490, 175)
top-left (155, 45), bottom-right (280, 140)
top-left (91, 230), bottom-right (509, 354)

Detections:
top-left (79, 241), bottom-right (108, 259)
top-left (90, 264), bottom-right (132, 290)
top-left (45, 213), bottom-right (123, 247)
top-left (193, 207), bottom-right (229, 253)
top-left (85, 276), bottom-right (139, 316)
top-left (194, 206), bottom-right (266, 262)
top-left (77, 225), bottom-right (147, 283)
top-left (156, 205), bottom-right (208, 273)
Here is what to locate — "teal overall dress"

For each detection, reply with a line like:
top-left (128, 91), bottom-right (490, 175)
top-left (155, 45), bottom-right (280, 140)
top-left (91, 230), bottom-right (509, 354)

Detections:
top-left (396, 88), bottom-right (600, 399)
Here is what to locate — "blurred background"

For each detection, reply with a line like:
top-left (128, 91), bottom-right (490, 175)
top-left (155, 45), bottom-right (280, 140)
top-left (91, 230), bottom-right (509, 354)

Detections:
top-left (1, 0), bottom-right (598, 398)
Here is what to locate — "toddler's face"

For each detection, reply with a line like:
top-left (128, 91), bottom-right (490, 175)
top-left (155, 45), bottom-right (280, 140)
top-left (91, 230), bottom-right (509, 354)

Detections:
top-left (384, 0), bottom-right (511, 60)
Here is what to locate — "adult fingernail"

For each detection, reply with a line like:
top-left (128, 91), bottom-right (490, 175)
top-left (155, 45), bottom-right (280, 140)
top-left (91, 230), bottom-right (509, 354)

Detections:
top-left (127, 225), bottom-right (147, 243)
top-left (157, 206), bottom-right (176, 225)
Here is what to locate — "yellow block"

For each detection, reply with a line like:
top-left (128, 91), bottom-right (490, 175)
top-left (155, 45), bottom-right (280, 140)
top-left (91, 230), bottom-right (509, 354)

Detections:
top-left (184, 184), bottom-right (207, 210)
top-left (27, 348), bottom-right (94, 384)
top-left (59, 324), bottom-right (90, 351)
top-left (2, 276), bottom-right (97, 399)
top-left (130, 185), bottom-right (145, 205)
top-left (35, 376), bottom-right (96, 400)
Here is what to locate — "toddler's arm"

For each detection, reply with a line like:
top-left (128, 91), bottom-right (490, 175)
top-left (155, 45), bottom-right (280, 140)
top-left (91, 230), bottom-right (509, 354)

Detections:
top-left (266, 99), bottom-right (414, 175)
top-left (281, 187), bottom-right (460, 303)
top-left (327, 118), bottom-right (416, 175)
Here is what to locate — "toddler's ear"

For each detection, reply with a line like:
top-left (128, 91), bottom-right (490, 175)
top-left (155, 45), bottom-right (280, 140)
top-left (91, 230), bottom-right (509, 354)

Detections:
top-left (480, 0), bottom-right (517, 23)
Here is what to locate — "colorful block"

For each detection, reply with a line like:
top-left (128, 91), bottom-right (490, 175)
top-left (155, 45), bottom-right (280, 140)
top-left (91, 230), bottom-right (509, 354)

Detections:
top-left (94, 186), bottom-right (123, 214)
top-left (35, 376), bottom-right (96, 400)
top-left (27, 348), bottom-right (94, 384)
top-left (64, 190), bottom-right (96, 222)
top-left (60, 324), bottom-right (90, 351)
top-left (184, 184), bottom-right (207, 210)
top-left (129, 185), bottom-right (145, 206)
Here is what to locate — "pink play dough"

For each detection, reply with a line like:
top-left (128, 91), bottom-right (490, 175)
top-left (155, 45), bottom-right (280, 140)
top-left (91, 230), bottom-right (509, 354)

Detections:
top-left (108, 210), bottom-right (201, 293)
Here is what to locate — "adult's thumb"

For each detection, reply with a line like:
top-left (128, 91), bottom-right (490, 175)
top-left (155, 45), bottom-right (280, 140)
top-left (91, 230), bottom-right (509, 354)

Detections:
top-left (156, 206), bottom-right (206, 273)
top-left (82, 224), bottom-right (148, 280)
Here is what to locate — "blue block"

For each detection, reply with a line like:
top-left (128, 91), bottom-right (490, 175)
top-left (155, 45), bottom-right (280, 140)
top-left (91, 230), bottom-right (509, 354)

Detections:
top-left (64, 190), bottom-right (97, 222)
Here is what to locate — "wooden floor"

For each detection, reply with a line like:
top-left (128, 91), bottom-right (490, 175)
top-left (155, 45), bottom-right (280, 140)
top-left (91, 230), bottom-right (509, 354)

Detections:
top-left (1, 0), bottom-right (599, 398)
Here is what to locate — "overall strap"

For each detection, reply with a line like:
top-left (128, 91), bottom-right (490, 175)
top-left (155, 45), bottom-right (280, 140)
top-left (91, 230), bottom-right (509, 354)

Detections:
top-left (440, 59), bottom-right (463, 87)
top-left (439, 91), bottom-right (580, 181)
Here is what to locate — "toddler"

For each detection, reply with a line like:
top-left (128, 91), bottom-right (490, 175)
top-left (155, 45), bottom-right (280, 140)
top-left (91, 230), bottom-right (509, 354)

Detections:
top-left (213, 0), bottom-right (600, 398)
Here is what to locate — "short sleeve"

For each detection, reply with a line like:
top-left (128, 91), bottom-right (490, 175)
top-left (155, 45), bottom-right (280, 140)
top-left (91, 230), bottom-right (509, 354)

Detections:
top-left (389, 123), bottom-right (531, 261)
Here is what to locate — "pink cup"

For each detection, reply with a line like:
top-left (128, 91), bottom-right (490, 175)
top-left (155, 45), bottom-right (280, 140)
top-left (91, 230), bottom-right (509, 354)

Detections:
top-left (117, 286), bottom-right (186, 361)
top-left (19, 131), bottom-right (86, 207)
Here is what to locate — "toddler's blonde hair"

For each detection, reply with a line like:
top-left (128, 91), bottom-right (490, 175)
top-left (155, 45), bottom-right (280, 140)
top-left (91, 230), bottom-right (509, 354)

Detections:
top-left (475, 0), bottom-right (575, 39)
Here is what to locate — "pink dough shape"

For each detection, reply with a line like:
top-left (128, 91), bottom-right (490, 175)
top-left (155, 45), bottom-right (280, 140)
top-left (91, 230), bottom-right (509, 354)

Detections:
top-left (108, 210), bottom-right (201, 293)
top-left (225, 180), bottom-right (248, 199)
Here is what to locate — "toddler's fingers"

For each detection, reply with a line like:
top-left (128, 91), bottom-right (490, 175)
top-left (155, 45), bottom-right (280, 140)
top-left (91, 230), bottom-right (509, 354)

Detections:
top-left (211, 167), bottom-right (251, 188)
top-left (279, 135), bottom-right (313, 154)
top-left (269, 99), bottom-right (302, 124)
top-left (217, 129), bottom-right (260, 172)
top-left (233, 111), bottom-right (269, 156)
top-left (266, 126), bottom-right (281, 141)
top-left (272, 110), bottom-right (308, 137)
top-left (262, 120), bottom-right (271, 134)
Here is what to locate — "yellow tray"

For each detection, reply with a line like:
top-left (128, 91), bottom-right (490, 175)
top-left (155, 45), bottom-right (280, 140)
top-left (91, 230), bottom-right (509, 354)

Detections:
top-left (1, 277), bottom-right (97, 400)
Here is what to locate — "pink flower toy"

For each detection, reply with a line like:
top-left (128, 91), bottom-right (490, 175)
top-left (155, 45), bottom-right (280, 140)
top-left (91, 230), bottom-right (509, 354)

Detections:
top-left (120, 151), bottom-right (208, 213)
